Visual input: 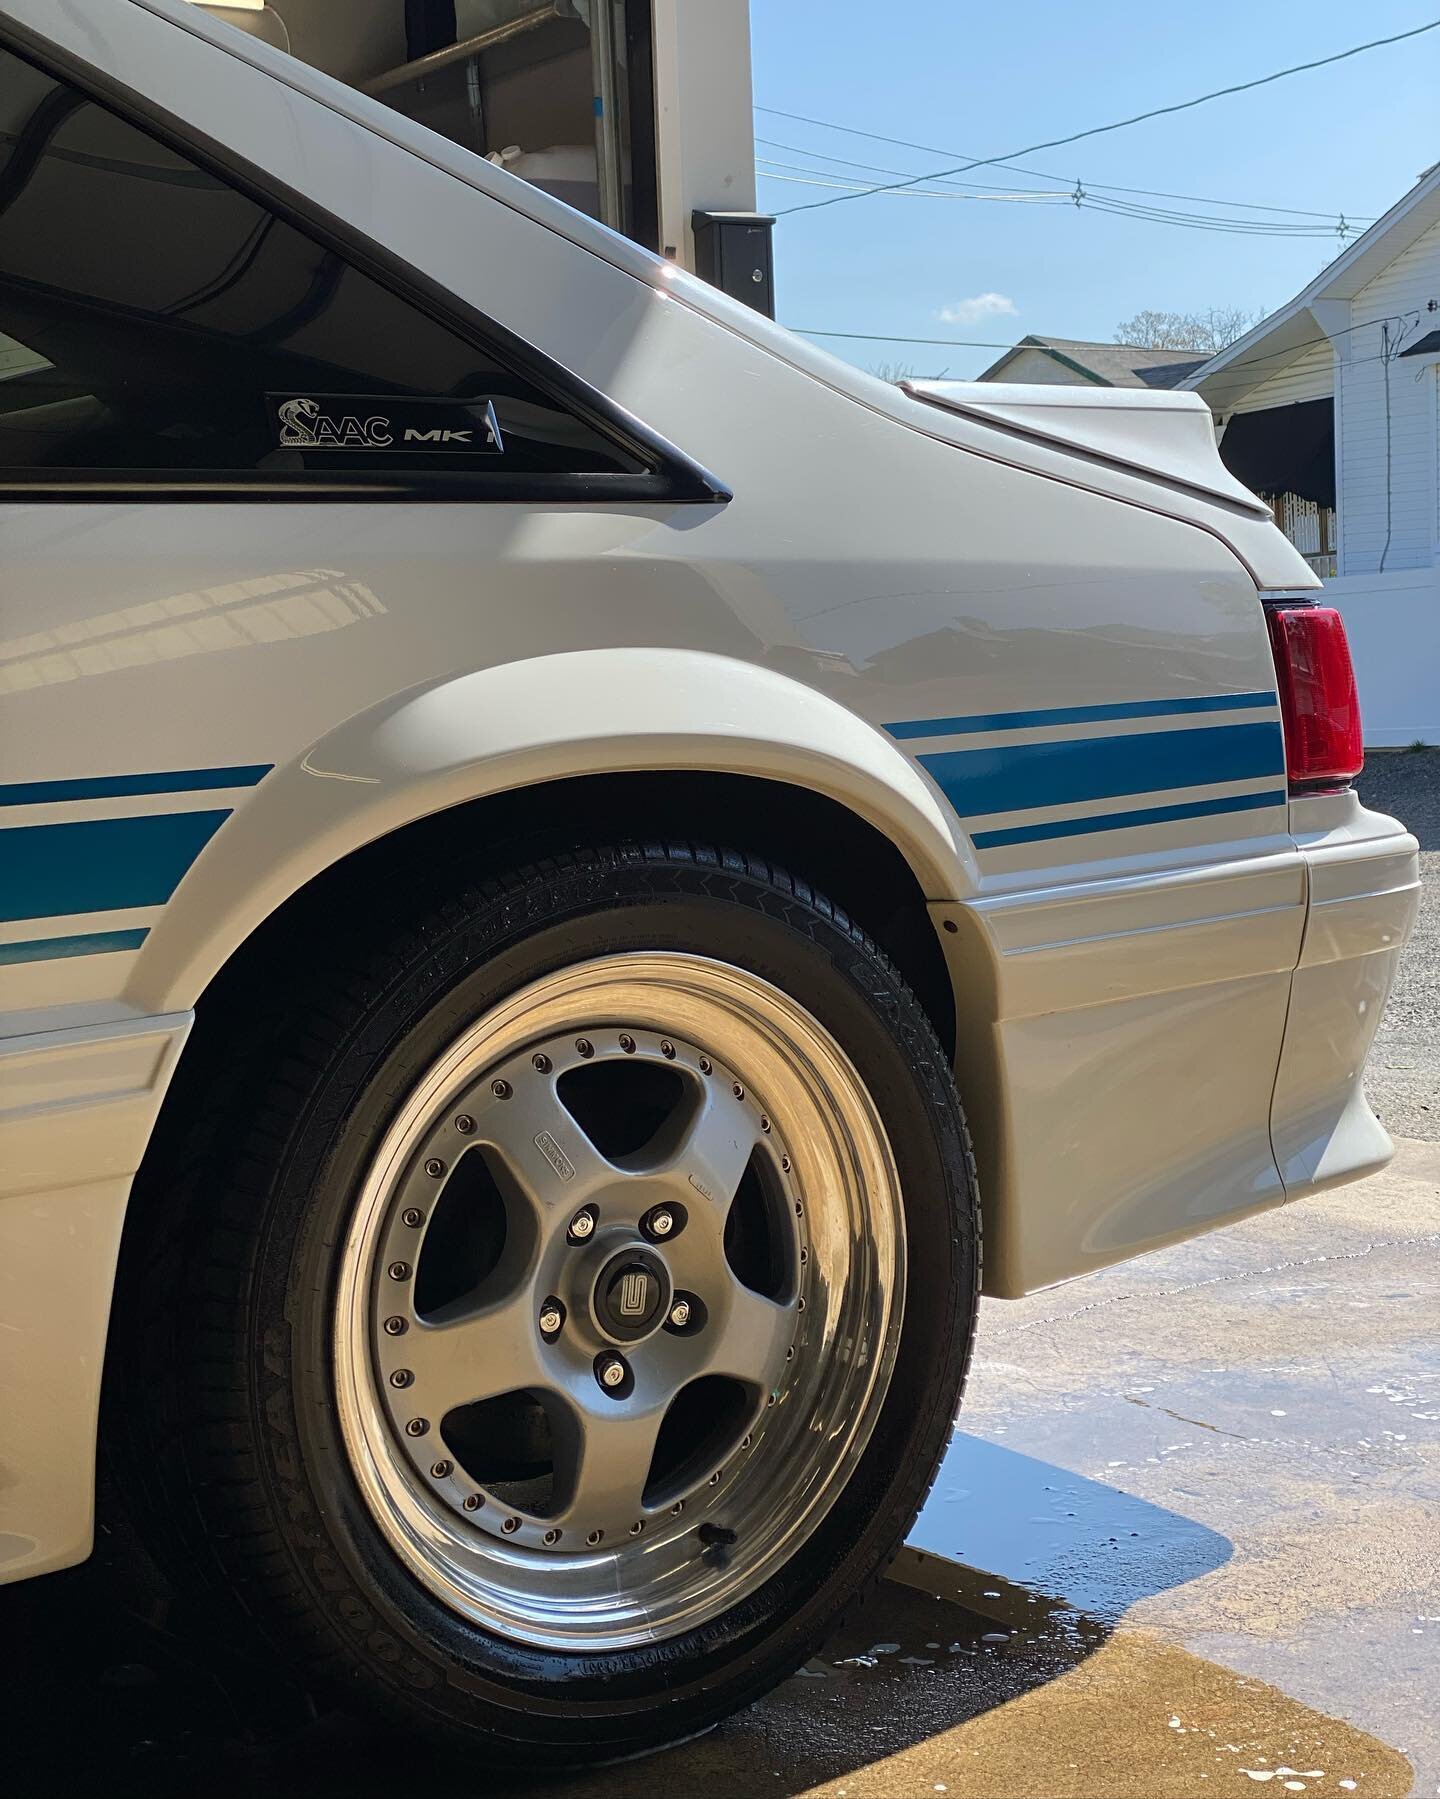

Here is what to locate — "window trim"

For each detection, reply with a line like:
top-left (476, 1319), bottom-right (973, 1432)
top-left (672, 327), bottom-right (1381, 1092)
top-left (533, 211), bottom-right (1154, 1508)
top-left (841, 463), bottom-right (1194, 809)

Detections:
top-left (0, 22), bottom-right (731, 506)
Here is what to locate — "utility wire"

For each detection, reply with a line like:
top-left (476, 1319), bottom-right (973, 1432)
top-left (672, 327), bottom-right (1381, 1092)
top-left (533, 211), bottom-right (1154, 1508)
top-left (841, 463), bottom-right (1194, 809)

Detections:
top-left (771, 20), bottom-right (1440, 217)
top-left (755, 119), bottom-right (1375, 223)
top-left (756, 162), bottom-right (1350, 235)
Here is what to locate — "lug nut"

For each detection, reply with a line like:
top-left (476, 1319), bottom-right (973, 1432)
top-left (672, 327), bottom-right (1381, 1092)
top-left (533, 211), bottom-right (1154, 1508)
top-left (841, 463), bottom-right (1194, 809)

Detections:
top-left (383, 1315), bottom-right (407, 1335)
top-left (539, 1302), bottom-right (564, 1336)
top-left (491, 1078), bottom-right (512, 1100)
top-left (598, 1355), bottom-right (627, 1390)
top-left (568, 1208), bottom-right (596, 1242)
top-left (532, 1052), bottom-right (552, 1074)
top-left (401, 1207), bottom-right (424, 1228)
top-left (424, 1158), bottom-right (445, 1179)
top-left (648, 1208), bottom-right (675, 1239)
top-left (455, 1113), bottom-right (475, 1134)
top-left (668, 1299), bottom-right (691, 1329)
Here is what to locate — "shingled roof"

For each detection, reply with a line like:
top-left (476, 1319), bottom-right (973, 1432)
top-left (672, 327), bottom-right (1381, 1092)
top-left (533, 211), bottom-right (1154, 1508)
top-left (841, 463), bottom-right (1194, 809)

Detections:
top-left (979, 335), bottom-right (1210, 388)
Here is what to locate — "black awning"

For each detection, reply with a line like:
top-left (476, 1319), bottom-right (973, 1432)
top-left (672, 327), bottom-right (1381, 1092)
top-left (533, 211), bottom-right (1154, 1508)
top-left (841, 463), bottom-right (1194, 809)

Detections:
top-left (1218, 397), bottom-right (1335, 509)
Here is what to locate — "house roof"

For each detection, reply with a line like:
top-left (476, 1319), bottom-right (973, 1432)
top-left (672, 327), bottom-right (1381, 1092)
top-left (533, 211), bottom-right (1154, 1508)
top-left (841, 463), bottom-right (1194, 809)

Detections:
top-left (977, 336), bottom-right (1209, 388)
top-left (1399, 327), bottom-right (1440, 359)
top-left (1181, 161), bottom-right (1440, 411)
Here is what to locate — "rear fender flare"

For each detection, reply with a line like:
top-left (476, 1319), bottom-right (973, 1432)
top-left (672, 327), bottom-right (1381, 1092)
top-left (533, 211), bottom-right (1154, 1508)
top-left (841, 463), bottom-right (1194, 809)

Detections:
top-left (127, 648), bottom-right (978, 1014)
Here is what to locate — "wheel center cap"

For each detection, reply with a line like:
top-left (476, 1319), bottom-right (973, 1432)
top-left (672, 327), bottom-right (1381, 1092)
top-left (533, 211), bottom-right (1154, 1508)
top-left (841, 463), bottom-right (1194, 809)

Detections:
top-left (592, 1246), bottom-right (671, 1343)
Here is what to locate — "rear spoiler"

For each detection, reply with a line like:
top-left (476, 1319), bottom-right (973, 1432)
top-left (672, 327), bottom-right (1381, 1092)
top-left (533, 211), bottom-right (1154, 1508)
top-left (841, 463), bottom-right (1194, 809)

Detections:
top-left (902, 380), bottom-right (1272, 519)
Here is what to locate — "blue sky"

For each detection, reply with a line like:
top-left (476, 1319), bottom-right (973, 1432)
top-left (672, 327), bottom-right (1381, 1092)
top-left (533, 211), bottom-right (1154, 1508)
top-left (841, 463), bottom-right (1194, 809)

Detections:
top-left (749, 1), bottom-right (1440, 378)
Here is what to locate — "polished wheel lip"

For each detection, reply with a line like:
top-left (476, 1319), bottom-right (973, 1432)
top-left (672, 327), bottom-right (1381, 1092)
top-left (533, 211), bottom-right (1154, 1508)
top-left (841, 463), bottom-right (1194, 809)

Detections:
top-left (333, 952), bottom-right (905, 1652)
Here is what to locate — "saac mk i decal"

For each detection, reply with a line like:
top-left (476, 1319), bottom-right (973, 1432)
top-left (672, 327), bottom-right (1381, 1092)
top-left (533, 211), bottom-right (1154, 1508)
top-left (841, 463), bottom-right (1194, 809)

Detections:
top-left (268, 394), bottom-right (504, 454)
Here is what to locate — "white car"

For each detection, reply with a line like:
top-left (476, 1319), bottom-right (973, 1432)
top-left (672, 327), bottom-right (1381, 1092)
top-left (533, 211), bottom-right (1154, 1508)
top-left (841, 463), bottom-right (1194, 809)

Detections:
top-left (0, 0), bottom-right (1419, 1765)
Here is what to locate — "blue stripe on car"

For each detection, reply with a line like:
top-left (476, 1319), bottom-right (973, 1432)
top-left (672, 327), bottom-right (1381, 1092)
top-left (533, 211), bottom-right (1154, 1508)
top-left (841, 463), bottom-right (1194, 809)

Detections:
top-left (0, 764), bottom-right (271, 806)
top-left (971, 789), bottom-right (1287, 849)
top-left (0, 811), bottom-right (230, 923)
top-left (918, 721), bottom-right (1284, 819)
top-left (884, 692), bottom-right (1275, 740)
top-left (0, 928), bottom-right (151, 965)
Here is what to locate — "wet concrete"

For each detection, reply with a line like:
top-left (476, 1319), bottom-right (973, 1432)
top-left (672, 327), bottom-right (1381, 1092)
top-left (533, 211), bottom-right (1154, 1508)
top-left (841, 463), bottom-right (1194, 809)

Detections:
top-left (8, 1140), bottom-right (1436, 1796)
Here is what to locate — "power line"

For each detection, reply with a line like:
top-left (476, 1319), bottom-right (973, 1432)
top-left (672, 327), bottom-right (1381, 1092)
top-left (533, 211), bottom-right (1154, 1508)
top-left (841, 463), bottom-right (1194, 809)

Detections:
top-left (755, 118), bottom-right (1375, 224)
top-left (770, 20), bottom-right (1440, 218)
top-left (756, 162), bottom-right (1350, 236)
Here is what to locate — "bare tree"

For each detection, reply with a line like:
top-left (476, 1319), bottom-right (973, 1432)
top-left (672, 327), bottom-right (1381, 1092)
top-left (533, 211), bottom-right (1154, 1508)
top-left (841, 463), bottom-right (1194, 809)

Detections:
top-left (1113, 306), bottom-right (1261, 355)
top-left (867, 360), bottom-right (919, 384)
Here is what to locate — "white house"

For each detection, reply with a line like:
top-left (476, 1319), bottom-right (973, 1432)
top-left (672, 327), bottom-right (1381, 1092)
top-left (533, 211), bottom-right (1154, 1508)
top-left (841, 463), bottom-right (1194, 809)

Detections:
top-left (1183, 163), bottom-right (1440, 745)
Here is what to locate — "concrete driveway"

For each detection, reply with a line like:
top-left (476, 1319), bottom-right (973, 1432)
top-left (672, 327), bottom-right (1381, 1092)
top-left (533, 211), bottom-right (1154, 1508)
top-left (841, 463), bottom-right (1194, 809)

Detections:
top-left (9, 757), bottom-right (1437, 1797)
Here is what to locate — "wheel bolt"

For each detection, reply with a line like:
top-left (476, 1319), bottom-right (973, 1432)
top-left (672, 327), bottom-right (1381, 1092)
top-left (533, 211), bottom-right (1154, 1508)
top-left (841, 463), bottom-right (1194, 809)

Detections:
top-left (383, 1315), bottom-right (407, 1335)
top-left (532, 1052), bottom-right (552, 1074)
top-left (781, 1155), bottom-right (792, 1173)
top-left (699, 1057), bottom-right (712, 1075)
top-left (431, 1459), bottom-right (452, 1479)
top-left (629, 1521), bottom-right (644, 1535)
top-left (388, 1261), bottom-right (411, 1281)
top-left (587, 1530), bottom-right (603, 1545)
top-left (424, 1158), bottom-right (445, 1179)
top-left (668, 1299), bottom-right (691, 1329)
top-left (463, 1494), bottom-right (481, 1511)
top-left (598, 1355), bottom-right (627, 1390)
top-left (544, 1528), bottom-right (561, 1545)
top-left (389, 1368), bottom-right (413, 1388)
top-left (401, 1207), bottom-right (424, 1228)
top-left (406, 1417), bottom-right (429, 1436)
top-left (568, 1208), bottom-right (596, 1242)
top-left (732, 1082), bottom-right (745, 1100)
top-left (491, 1078), bottom-right (512, 1100)
top-left (576, 1038), bottom-right (594, 1058)
top-left (760, 1115), bottom-right (771, 1133)
top-left (619, 1033), bottom-right (636, 1054)
top-left (660, 1040), bottom-right (675, 1059)
top-left (455, 1113), bottom-right (475, 1135)
top-left (502, 1516), bottom-right (520, 1534)
top-left (648, 1208), bottom-right (675, 1239)
top-left (539, 1301), bottom-right (564, 1336)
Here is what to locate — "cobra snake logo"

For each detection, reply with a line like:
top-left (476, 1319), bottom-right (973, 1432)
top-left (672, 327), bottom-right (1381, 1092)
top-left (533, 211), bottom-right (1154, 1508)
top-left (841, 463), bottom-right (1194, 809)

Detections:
top-left (276, 396), bottom-right (321, 445)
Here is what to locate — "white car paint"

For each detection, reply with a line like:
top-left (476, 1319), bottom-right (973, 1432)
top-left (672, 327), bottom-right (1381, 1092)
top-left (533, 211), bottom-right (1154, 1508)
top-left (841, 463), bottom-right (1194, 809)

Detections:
top-left (0, 0), bottom-right (1420, 1582)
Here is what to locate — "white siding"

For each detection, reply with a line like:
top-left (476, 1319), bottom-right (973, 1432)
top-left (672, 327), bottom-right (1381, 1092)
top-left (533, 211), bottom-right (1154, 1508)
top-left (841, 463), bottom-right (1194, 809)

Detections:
top-left (1227, 337), bottom-right (1335, 414)
top-left (1337, 218), bottom-right (1440, 575)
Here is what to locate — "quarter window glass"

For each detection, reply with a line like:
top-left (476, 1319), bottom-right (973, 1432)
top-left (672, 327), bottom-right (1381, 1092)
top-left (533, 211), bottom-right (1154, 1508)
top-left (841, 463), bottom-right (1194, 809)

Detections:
top-left (0, 48), bottom-right (645, 479)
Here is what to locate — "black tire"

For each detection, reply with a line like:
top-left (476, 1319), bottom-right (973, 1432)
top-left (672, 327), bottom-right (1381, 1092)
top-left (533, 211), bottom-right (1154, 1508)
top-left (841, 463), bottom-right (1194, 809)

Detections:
top-left (114, 840), bottom-right (980, 1765)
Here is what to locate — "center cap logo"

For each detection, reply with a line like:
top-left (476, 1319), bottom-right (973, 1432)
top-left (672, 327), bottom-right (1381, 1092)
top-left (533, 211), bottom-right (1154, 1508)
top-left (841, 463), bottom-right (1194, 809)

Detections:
top-left (617, 1269), bottom-right (650, 1319)
top-left (594, 1249), bottom-right (670, 1343)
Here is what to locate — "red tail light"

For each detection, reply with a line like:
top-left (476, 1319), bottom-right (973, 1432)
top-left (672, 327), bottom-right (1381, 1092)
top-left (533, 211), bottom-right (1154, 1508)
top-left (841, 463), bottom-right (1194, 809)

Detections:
top-left (1265, 605), bottom-right (1364, 789)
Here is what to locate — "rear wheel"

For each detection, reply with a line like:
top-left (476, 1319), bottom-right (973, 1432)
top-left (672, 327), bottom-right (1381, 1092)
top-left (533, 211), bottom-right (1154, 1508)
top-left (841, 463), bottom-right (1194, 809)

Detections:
top-left (119, 841), bottom-right (979, 1763)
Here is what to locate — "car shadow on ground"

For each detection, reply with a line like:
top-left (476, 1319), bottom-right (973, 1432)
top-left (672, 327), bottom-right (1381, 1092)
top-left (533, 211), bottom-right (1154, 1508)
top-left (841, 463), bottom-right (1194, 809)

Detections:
top-left (7, 1436), bottom-right (1237, 1798)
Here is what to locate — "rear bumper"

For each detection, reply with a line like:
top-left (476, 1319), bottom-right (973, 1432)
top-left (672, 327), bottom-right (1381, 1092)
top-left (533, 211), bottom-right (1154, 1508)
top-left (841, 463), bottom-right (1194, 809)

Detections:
top-left (939, 794), bottom-right (1419, 1297)
top-left (1270, 800), bottom-right (1421, 1194)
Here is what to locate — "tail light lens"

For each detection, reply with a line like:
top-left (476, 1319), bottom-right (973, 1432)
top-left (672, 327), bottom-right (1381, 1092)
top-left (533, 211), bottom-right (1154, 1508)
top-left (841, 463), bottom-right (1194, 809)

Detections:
top-left (1265, 604), bottom-right (1363, 790)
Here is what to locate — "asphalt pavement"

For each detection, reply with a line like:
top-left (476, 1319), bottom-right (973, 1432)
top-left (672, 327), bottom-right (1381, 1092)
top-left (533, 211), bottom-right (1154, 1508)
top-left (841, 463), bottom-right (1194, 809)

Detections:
top-left (1357, 751), bottom-right (1438, 1143)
